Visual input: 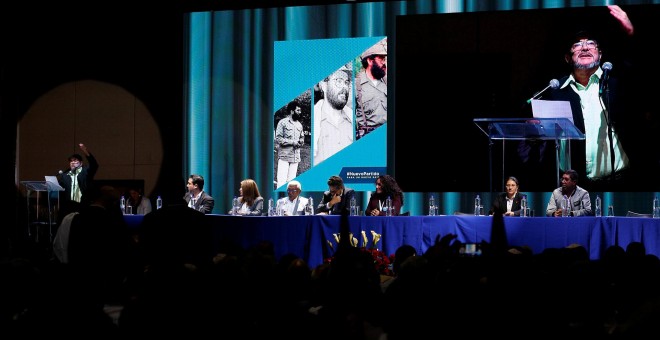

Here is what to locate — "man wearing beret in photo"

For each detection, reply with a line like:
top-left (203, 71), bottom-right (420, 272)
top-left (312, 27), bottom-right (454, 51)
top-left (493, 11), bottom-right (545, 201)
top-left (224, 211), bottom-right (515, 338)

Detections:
top-left (355, 37), bottom-right (387, 140)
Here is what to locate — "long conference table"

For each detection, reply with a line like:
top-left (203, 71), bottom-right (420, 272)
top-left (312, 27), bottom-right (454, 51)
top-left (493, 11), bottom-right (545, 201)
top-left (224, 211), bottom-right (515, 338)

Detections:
top-left (123, 214), bottom-right (660, 268)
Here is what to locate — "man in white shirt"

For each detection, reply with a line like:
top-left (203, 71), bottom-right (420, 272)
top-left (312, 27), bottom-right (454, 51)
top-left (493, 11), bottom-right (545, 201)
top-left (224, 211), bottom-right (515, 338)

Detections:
top-left (276, 180), bottom-right (309, 216)
top-left (313, 64), bottom-right (354, 166)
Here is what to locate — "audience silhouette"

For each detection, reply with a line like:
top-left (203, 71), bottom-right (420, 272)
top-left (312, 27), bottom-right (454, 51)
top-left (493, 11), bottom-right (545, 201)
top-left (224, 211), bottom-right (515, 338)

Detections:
top-left (5, 204), bottom-right (660, 338)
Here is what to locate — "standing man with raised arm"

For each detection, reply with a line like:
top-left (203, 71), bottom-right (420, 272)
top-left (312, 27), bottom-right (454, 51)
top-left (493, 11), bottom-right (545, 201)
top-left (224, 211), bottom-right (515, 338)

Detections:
top-left (57, 143), bottom-right (99, 219)
top-left (526, 5), bottom-right (640, 191)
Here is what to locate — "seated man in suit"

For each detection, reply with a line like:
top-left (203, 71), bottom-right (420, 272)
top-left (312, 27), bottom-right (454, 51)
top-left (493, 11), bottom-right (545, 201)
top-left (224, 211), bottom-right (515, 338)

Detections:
top-left (316, 175), bottom-right (355, 215)
top-left (183, 174), bottom-right (215, 214)
top-left (489, 176), bottom-right (523, 216)
top-left (276, 180), bottom-right (309, 216)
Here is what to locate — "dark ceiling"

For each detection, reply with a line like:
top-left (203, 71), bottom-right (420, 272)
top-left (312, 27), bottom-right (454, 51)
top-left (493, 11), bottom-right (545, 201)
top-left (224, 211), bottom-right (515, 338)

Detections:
top-left (178, 0), bottom-right (389, 12)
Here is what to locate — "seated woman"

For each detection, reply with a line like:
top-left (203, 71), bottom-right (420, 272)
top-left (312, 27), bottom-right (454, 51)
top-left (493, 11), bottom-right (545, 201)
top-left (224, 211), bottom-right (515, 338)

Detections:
top-left (489, 176), bottom-right (523, 216)
top-left (232, 178), bottom-right (264, 216)
top-left (126, 187), bottom-right (152, 215)
top-left (365, 175), bottom-right (404, 216)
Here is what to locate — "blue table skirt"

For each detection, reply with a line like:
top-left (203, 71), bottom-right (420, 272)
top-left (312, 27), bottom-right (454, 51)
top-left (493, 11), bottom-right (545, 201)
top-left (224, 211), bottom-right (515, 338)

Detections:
top-left (123, 214), bottom-right (660, 268)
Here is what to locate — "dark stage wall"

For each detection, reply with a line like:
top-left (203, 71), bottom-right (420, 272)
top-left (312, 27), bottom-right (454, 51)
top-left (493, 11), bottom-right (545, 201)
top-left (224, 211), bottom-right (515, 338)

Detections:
top-left (1, 3), bottom-right (185, 255)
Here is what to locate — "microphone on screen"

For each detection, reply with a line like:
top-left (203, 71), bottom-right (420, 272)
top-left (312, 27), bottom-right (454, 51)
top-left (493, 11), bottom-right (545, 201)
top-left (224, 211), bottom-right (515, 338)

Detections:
top-left (599, 62), bottom-right (612, 95)
top-left (526, 78), bottom-right (560, 104)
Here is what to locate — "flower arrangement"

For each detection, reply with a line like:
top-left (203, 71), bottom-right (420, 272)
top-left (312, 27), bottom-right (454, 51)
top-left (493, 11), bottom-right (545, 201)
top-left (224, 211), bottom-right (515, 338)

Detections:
top-left (325, 230), bottom-right (395, 276)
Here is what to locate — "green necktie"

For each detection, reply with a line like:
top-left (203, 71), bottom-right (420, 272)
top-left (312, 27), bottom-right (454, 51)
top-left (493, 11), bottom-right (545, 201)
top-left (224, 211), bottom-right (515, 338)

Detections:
top-left (70, 168), bottom-right (82, 202)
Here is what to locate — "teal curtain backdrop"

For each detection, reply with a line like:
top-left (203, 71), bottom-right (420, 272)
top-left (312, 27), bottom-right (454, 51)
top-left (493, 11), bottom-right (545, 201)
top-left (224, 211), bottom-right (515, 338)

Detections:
top-left (184, 0), bottom-right (658, 215)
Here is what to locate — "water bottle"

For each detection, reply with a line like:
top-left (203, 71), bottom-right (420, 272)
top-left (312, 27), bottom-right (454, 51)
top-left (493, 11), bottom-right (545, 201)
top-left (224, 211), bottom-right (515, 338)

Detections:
top-left (562, 195), bottom-right (570, 217)
top-left (350, 196), bottom-right (357, 216)
top-left (474, 195), bottom-right (481, 216)
top-left (276, 199), bottom-right (284, 216)
top-left (428, 195), bottom-right (436, 216)
top-left (595, 195), bottom-right (602, 217)
top-left (120, 195), bottom-right (126, 215)
top-left (521, 195), bottom-right (528, 217)
top-left (156, 196), bottom-right (163, 210)
top-left (306, 196), bottom-right (314, 215)
top-left (232, 196), bottom-right (240, 215)
top-left (268, 198), bottom-right (275, 216)
top-left (385, 196), bottom-right (393, 216)
top-left (653, 196), bottom-right (659, 218)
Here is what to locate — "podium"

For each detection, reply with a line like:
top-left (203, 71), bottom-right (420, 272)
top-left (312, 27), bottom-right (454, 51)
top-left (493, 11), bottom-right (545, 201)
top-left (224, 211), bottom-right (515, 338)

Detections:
top-left (474, 118), bottom-right (585, 191)
top-left (21, 180), bottom-right (65, 243)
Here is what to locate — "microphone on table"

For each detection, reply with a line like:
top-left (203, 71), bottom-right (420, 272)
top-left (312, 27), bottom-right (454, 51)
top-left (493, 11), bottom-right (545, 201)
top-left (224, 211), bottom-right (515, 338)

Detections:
top-left (599, 62), bottom-right (612, 95)
top-left (526, 78), bottom-right (560, 104)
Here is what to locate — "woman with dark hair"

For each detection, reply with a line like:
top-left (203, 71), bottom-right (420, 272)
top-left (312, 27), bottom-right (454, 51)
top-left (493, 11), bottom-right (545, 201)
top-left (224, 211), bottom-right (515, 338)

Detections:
top-left (489, 176), bottom-right (523, 216)
top-left (365, 175), bottom-right (404, 216)
top-left (126, 187), bottom-right (152, 215)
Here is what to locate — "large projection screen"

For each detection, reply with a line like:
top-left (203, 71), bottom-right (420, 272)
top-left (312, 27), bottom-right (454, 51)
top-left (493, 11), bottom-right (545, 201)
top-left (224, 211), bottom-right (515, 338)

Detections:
top-left (395, 5), bottom-right (659, 193)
